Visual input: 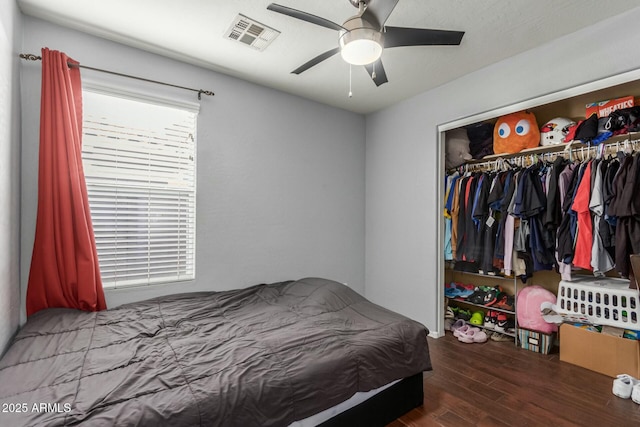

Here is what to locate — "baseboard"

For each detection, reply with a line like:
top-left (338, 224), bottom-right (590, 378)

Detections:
top-left (428, 330), bottom-right (443, 339)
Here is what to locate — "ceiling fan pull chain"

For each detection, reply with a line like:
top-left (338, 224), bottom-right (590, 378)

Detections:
top-left (348, 64), bottom-right (353, 98)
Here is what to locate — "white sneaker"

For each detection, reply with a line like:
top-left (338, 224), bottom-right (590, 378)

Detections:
top-left (632, 382), bottom-right (640, 404)
top-left (613, 374), bottom-right (638, 399)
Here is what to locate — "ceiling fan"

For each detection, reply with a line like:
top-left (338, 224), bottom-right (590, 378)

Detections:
top-left (267, 0), bottom-right (465, 86)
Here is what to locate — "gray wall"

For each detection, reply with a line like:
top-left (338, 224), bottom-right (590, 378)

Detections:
top-left (20, 17), bottom-right (365, 317)
top-left (0, 0), bottom-right (22, 353)
top-left (365, 7), bottom-right (640, 331)
top-left (15, 7), bottom-right (640, 340)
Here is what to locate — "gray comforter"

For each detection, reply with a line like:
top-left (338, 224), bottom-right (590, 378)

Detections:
top-left (0, 278), bottom-right (431, 426)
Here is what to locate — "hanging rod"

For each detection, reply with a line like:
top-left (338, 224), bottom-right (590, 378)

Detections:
top-left (460, 135), bottom-right (640, 172)
top-left (19, 53), bottom-right (214, 100)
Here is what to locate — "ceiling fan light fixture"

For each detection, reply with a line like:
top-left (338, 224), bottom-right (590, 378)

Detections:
top-left (339, 28), bottom-right (383, 66)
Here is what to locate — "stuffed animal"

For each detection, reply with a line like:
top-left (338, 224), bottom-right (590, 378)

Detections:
top-left (445, 128), bottom-right (472, 169)
top-left (493, 111), bottom-right (540, 154)
top-left (516, 285), bottom-right (558, 334)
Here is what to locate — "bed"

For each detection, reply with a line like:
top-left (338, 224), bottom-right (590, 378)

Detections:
top-left (0, 277), bottom-right (431, 426)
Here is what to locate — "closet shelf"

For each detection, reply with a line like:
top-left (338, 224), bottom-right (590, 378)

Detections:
top-left (476, 325), bottom-right (516, 338)
top-left (445, 266), bottom-right (515, 280)
top-left (449, 298), bottom-right (515, 315)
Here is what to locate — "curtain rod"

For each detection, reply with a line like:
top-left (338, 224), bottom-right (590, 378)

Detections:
top-left (19, 53), bottom-right (214, 100)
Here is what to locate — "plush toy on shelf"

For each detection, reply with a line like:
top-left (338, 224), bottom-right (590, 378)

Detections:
top-left (445, 128), bottom-right (472, 169)
top-left (493, 111), bottom-right (540, 154)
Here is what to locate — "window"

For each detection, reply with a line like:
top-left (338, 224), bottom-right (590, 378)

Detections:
top-left (81, 89), bottom-right (197, 289)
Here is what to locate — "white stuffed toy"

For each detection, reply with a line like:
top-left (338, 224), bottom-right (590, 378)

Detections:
top-left (445, 128), bottom-right (472, 169)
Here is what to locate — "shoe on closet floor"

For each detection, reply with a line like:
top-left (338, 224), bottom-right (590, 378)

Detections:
top-left (457, 327), bottom-right (488, 344)
top-left (444, 318), bottom-right (455, 331)
top-left (450, 319), bottom-right (466, 334)
top-left (453, 323), bottom-right (474, 339)
top-left (453, 322), bottom-right (485, 341)
top-left (490, 332), bottom-right (513, 342)
top-left (613, 374), bottom-right (639, 399)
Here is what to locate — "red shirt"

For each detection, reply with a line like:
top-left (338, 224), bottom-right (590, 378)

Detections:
top-left (571, 162), bottom-right (593, 271)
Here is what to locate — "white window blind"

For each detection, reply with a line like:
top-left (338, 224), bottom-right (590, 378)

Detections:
top-left (82, 90), bottom-right (197, 289)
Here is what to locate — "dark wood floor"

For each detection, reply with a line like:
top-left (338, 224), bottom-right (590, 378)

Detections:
top-left (387, 332), bottom-right (640, 427)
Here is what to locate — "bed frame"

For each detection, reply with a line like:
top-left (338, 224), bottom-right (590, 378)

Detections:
top-left (319, 372), bottom-right (424, 427)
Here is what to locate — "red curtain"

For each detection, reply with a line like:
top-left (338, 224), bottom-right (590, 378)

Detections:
top-left (26, 48), bottom-right (107, 316)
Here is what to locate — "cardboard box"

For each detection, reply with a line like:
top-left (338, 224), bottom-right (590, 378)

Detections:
top-left (585, 95), bottom-right (634, 118)
top-left (559, 324), bottom-right (640, 378)
top-left (518, 327), bottom-right (555, 354)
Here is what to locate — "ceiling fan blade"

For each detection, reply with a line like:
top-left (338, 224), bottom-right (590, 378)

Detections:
top-left (364, 59), bottom-right (388, 87)
top-left (361, 0), bottom-right (400, 29)
top-left (267, 3), bottom-right (344, 31)
top-left (384, 27), bottom-right (465, 48)
top-left (292, 47), bottom-right (341, 74)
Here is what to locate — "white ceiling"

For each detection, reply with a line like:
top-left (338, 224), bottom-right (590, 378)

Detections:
top-left (17, 0), bottom-right (640, 114)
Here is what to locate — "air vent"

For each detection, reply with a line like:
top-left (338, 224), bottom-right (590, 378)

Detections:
top-left (225, 14), bottom-right (280, 51)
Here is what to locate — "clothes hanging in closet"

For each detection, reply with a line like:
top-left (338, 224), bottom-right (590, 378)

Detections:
top-left (444, 144), bottom-right (640, 280)
top-left (608, 151), bottom-right (640, 277)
